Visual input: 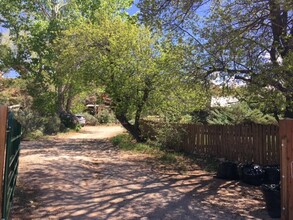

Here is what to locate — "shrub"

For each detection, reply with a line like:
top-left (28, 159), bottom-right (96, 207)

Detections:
top-left (179, 114), bottom-right (193, 123)
top-left (191, 110), bottom-right (210, 124)
top-left (15, 109), bottom-right (46, 138)
top-left (75, 124), bottom-right (82, 131)
top-left (159, 153), bottom-right (177, 164)
top-left (83, 112), bottom-right (99, 125)
top-left (27, 129), bottom-right (44, 140)
top-left (111, 134), bottom-right (181, 165)
top-left (207, 102), bottom-right (278, 125)
top-left (141, 121), bottom-right (186, 150)
top-left (59, 111), bottom-right (79, 129)
top-left (96, 109), bottom-right (116, 124)
top-left (44, 115), bottom-right (61, 134)
top-left (111, 134), bottom-right (130, 146)
top-left (15, 109), bottom-right (62, 138)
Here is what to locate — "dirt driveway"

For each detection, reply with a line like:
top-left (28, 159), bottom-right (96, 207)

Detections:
top-left (11, 126), bottom-right (275, 220)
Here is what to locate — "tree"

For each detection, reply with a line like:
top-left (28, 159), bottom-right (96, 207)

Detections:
top-left (0, 38), bottom-right (10, 75)
top-left (54, 13), bottom-right (209, 141)
top-left (0, 0), bottom-right (130, 115)
top-left (138, 0), bottom-right (293, 118)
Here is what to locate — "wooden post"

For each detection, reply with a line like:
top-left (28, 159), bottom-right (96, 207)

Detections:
top-left (0, 106), bottom-right (8, 218)
top-left (280, 119), bottom-right (293, 220)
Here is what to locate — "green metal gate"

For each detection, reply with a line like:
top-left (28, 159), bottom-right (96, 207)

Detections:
top-left (2, 111), bottom-right (22, 220)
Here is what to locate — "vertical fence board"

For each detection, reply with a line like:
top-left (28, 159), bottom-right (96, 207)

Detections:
top-left (140, 120), bottom-right (280, 166)
top-left (280, 121), bottom-right (288, 219)
top-left (287, 120), bottom-right (293, 219)
top-left (252, 124), bottom-right (259, 163)
top-left (280, 119), bottom-right (293, 220)
top-left (0, 106), bottom-right (8, 218)
top-left (276, 125), bottom-right (280, 164)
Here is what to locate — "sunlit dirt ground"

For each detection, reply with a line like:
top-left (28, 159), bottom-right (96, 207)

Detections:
top-left (11, 125), bottom-right (275, 220)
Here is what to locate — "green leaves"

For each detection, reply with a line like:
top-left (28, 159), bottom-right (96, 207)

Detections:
top-left (138, 0), bottom-right (293, 118)
top-left (55, 12), bottom-right (210, 127)
top-left (208, 102), bottom-right (278, 125)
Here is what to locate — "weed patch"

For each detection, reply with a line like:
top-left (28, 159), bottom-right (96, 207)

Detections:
top-left (111, 134), bottom-right (182, 165)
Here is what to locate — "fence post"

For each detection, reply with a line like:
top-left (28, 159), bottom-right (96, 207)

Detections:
top-left (280, 119), bottom-right (293, 220)
top-left (0, 106), bottom-right (8, 218)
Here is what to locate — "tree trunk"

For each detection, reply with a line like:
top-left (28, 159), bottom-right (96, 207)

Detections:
top-left (65, 96), bottom-right (73, 113)
top-left (56, 86), bottom-right (65, 114)
top-left (116, 114), bottom-right (144, 142)
top-left (65, 86), bottom-right (74, 112)
top-left (284, 94), bottom-right (293, 118)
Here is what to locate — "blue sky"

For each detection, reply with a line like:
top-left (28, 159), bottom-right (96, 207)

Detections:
top-left (127, 0), bottom-right (139, 15)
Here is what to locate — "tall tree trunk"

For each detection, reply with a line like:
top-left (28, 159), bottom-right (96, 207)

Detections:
top-left (65, 96), bottom-right (73, 113)
top-left (65, 85), bottom-right (74, 112)
top-left (284, 94), bottom-right (293, 118)
top-left (115, 86), bottom-right (150, 142)
top-left (116, 114), bottom-right (144, 142)
top-left (56, 86), bottom-right (65, 114)
top-left (134, 87), bottom-right (150, 129)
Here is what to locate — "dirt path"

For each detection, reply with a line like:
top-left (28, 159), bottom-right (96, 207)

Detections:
top-left (12, 126), bottom-right (275, 220)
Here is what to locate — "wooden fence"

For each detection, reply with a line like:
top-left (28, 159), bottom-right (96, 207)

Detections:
top-left (141, 121), bottom-right (280, 166)
top-left (280, 119), bottom-right (293, 220)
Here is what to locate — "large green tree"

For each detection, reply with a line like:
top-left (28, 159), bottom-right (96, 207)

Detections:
top-left (54, 13), bottom-right (208, 141)
top-left (138, 0), bottom-right (293, 118)
top-left (0, 0), bottom-right (133, 115)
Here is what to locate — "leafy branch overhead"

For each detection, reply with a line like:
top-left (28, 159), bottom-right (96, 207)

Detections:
top-left (54, 13), bottom-right (209, 141)
top-left (0, 0), bottom-right (291, 141)
top-left (139, 0), bottom-right (293, 117)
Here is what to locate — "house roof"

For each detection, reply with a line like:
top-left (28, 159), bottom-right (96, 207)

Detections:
top-left (211, 96), bottom-right (239, 107)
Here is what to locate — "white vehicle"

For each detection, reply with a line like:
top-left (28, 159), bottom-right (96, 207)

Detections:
top-left (75, 114), bottom-right (86, 126)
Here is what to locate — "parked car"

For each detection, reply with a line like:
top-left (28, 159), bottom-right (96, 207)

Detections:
top-left (75, 114), bottom-right (86, 126)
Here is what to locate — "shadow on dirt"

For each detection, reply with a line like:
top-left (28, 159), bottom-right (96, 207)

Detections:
top-left (12, 139), bottom-right (273, 220)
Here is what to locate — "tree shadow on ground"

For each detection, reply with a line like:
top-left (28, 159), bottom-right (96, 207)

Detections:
top-left (12, 139), bottom-right (274, 220)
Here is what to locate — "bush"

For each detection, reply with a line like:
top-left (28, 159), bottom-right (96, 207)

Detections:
top-left (179, 114), bottom-right (193, 123)
top-left (159, 153), bottom-right (177, 164)
top-left (111, 134), bottom-right (131, 146)
top-left (191, 110), bottom-right (210, 124)
top-left (141, 121), bottom-right (186, 150)
top-left (83, 112), bottom-right (99, 125)
top-left (27, 129), bottom-right (44, 140)
top-left (44, 115), bottom-right (61, 134)
top-left (75, 124), bottom-right (82, 131)
top-left (59, 111), bottom-right (79, 129)
top-left (96, 110), bottom-right (116, 124)
top-left (208, 102), bottom-right (278, 125)
top-left (111, 134), bottom-right (179, 164)
top-left (15, 109), bottom-right (62, 139)
top-left (15, 109), bottom-right (46, 138)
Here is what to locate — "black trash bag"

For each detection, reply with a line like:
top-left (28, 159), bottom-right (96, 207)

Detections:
top-left (237, 163), bottom-right (246, 180)
top-left (240, 164), bottom-right (265, 186)
top-left (216, 161), bottom-right (239, 180)
top-left (238, 163), bottom-right (253, 181)
top-left (263, 165), bottom-right (280, 184)
top-left (261, 184), bottom-right (281, 218)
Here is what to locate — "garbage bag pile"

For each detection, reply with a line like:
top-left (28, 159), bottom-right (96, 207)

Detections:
top-left (239, 164), bottom-right (265, 186)
top-left (216, 161), bottom-right (239, 180)
top-left (216, 161), bottom-right (281, 218)
top-left (216, 162), bottom-right (280, 185)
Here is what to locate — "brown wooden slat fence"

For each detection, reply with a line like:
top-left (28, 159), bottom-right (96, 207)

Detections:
top-left (141, 121), bottom-right (280, 166)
